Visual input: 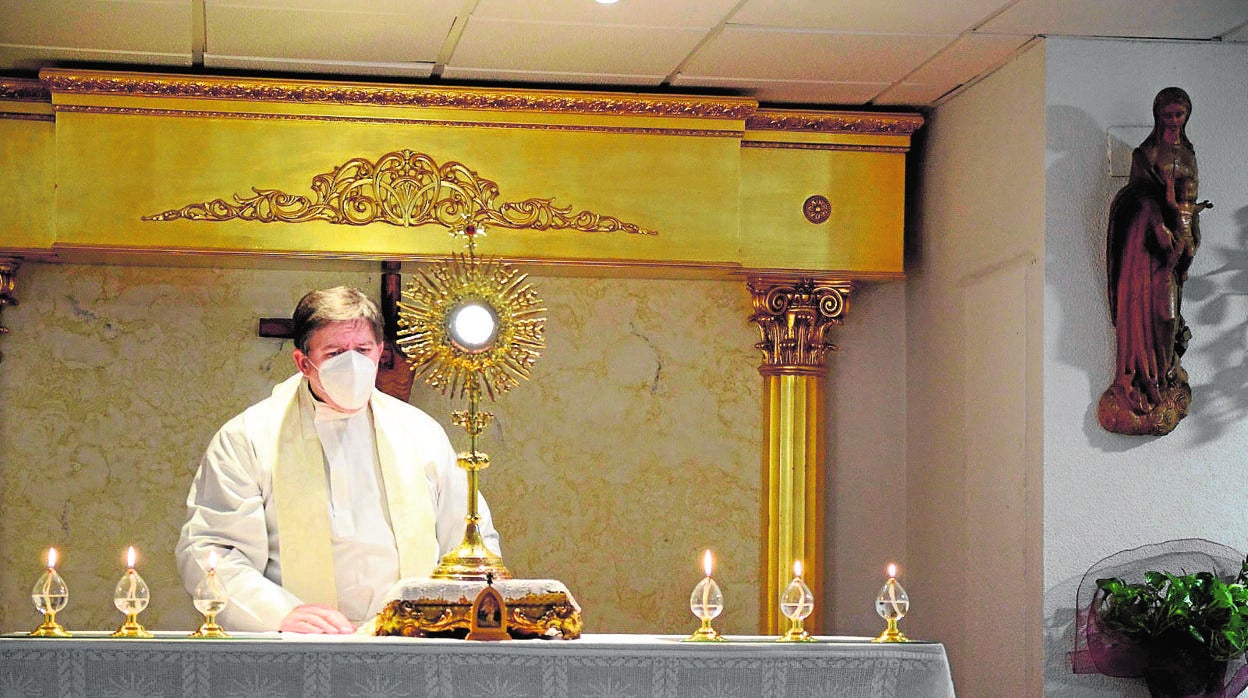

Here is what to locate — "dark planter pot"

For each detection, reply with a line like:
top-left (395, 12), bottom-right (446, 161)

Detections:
top-left (1143, 645), bottom-right (1227, 698)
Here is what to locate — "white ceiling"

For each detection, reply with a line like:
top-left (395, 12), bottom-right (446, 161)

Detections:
top-left (2, 0), bottom-right (1247, 109)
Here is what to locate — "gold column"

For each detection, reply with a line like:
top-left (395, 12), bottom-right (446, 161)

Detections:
top-left (748, 275), bottom-right (852, 634)
top-left (0, 256), bottom-right (19, 363)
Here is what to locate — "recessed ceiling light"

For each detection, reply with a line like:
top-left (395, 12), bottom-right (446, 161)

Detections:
top-left (595, 0), bottom-right (620, 4)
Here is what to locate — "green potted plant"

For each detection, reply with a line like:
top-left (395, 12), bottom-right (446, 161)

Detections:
top-left (1095, 556), bottom-right (1248, 697)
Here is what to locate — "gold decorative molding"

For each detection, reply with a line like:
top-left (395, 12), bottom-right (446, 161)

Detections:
top-left (143, 149), bottom-right (659, 235)
top-left (747, 109), bottom-right (923, 136)
top-left (0, 77), bottom-right (50, 103)
top-left (748, 276), bottom-right (854, 375)
top-left (0, 112), bottom-right (54, 122)
top-left (0, 256), bottom-right (19, 362)
top-left (51, 104), bottom-right (740, 138)
top-left (741, 141), bottom-right (910, 153)
top-left (41, 69), bottom-right (757, 120)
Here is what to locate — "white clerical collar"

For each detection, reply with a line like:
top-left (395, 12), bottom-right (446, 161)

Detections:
top-left (306, 382), bottom-right (370, 422)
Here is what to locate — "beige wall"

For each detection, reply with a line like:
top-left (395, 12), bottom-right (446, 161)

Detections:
top-left (0, 261), bottom-right (767, 634)
top-left (907, 43), bottom-right (1047, 696)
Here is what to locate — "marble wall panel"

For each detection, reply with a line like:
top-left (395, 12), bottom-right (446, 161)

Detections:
top-left (0, 261), bottom-right (761, 635)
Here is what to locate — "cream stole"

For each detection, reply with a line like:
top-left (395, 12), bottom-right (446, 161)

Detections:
top-left (271, 377), bottom-right (439, 608)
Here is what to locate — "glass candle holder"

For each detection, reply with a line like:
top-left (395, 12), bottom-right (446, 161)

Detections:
top-left (112, 547), bottom-right (154, 638)
top-left (872, 563), bottom-right (910, 643)
top-left (778, 560), bottom-right (815, 642)
top-left (684, 549), bottom-right (726, 642)
top-left (29, 547), bottom-right (71, 637)
top-left (190, 552), bottom-right (230, 638)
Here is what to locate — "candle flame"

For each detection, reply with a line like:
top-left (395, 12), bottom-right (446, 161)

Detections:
top-left (47, 547), bottom-right (57, 569)
top-left (702, 549), bottom-right (713, 577)
top-left (794, 559), bottom-right (803, 577)
top-left (127, 546), bottom-right (136, 569)
top-left (887, 563), bottom-right (897, 578)
top-left (208, 550), bottom-right (218, 572)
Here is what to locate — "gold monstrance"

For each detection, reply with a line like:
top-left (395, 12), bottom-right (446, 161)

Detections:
top-left (396, 224), bottom-right (545, 581)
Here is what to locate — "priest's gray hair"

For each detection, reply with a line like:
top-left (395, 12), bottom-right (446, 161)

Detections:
top-left (291, 286), bottom-right (384, 353)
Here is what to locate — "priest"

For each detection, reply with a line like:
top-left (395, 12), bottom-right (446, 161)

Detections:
top-left (175, 286), bottom-right (500, 633)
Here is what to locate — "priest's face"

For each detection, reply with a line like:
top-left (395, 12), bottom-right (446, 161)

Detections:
top-left (292, 319), bottom-right (383, 412)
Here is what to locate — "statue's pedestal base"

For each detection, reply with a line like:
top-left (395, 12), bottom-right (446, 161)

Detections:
top-left (370, 578), bottom-right (582, 640)
top-left (1097, 378), bottom-right (1191, 436)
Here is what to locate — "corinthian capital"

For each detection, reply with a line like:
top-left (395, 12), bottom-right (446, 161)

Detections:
top-left (747, 276), bottom-right (853, 376)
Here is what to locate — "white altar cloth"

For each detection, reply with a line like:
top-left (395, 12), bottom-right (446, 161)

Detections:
top-left (0, 632), bottom-right (956, 697)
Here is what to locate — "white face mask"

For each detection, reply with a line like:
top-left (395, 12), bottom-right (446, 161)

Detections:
top-left (312, 350), bottom-right (377, 411)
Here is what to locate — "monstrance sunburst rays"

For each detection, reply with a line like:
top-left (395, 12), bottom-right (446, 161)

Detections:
top-left (395, 246), bottom-right (545, 401)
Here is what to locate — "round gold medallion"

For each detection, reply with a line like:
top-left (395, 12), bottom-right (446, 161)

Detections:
top-left (803, 195), bottom-right (831, 224)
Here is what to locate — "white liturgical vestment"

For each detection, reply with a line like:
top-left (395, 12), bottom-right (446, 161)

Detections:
top-left (175, 374), bottom-right (501, 631)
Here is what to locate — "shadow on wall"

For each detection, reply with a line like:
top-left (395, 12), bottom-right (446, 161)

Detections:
top-left (1044, 573), bottom-right (1151, 698)
top-left (1185, 205), bottom-right (1248, 444)
top-left (1043, 104), bottom-right (1136, 452)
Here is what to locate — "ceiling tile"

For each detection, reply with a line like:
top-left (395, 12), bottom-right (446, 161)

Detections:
top-left (980, 0), bottom-right (1248, 39)
top-left (904, 33), bottom-right (1032, 85)
top-left (470, 0), bottom-right (740, 27)
top-left (0, 0), bottom-right (191, 55)
top-left (441, 67), bottom-right (663, 85)
top-left (682, 26), bottom-right (952, 83)
top-left (673, 74), bottom-right (888, 105)
top-left (872, 81), bottom-right (957, 106)
top-left (731, 0), bottom-right (1014, 34)
top-left (204, 1), bottom-right (457, 63)
top-left (0, 45), bottom-right (191, 71)
top-left (1225, 21), bottom-right (1248, 42)
top-left (448, 17), bottom-right (705, 76)
top-left (4, 0), bottom-right (1247, 109)
top-left (203, 55), bottom-right (434, 78)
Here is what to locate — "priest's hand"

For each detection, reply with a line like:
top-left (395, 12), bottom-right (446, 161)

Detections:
top-left (279, 604), bottom-right (356, 634)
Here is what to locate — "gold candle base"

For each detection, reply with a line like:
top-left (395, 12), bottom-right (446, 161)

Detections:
top-left (871, 618), bottom-right (909, 643)
top-left (29, 612), bottom-right (71, 637)
top-left (683, 617), bottom-right (726, 642)
top-left (112, 613), bottom-right (154, 638)
top-left (189, 615), bottom-right (229, 639)
top-left (778, 619), bottom-right (815, 642)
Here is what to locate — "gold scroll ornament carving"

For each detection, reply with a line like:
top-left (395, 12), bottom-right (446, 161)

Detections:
top-left (143, 149), bottom-right (657, 236)
top-left (749, 277), bottom-right (853, 374)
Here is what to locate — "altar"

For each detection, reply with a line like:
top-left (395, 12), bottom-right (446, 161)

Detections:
top-left (0, 633), bottom-right (955, 697)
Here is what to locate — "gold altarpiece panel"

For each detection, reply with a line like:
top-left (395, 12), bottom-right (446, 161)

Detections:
top-left (0, 70), bottom-right (918, 277)
top-left (0, 70), bottom-right (920, 635)
top-left (0, 78), bottom-right (54, 252)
